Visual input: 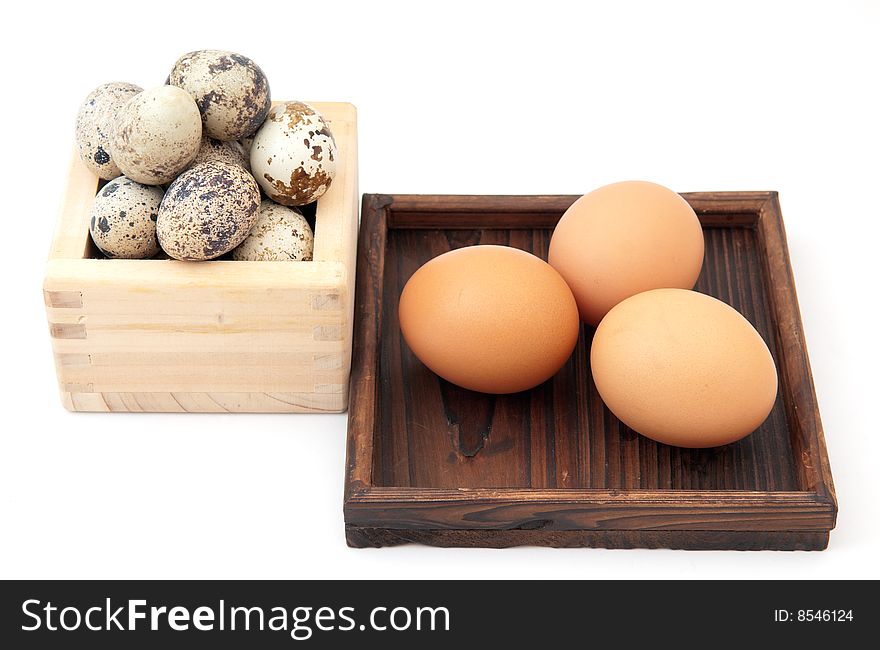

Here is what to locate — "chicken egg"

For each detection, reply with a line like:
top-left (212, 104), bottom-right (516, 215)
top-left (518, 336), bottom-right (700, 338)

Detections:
top-left (549, 181), bottom-right (704, 326)
top-left (590, 288), bottom-right (778, 448)
top-left (399, 245), bottom-right (580, 394)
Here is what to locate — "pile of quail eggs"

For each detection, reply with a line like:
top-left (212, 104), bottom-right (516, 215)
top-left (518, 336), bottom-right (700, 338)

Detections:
top-left (76, 50), bottom-right (337, 262)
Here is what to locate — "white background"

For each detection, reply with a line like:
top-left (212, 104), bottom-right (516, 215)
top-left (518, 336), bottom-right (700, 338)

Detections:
top-left (1, 0), bottom-right (877, 579)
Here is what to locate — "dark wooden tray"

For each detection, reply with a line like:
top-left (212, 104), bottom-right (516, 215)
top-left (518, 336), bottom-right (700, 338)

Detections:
top-left (344, 193), bottom-right (836, 550)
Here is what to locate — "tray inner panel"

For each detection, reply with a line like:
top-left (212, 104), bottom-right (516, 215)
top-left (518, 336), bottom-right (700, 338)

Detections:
top-left (374, 223), bottom-right (798, 490)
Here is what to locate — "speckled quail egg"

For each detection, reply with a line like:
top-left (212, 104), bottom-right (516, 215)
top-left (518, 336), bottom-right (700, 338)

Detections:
top-left (75, 82), bottom-right (143, 180)
top-left (251, 101), bottom-right (337, 206)
top-left (89, 176), bottom-right (163, 258)
top-left (109, 86), bottom-right (202, 185)
top-left (187, 134), bottom-right (250, 173)
top-left (231, 201), bottom-right (314, 261)
top-left (169, 50), bottom-right (271, 141)
top-left (157, 161), bottom-right (260, 260)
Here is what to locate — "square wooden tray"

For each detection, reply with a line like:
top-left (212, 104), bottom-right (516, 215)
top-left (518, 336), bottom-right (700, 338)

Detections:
top-left (344, 193), bottom-right (836, 550)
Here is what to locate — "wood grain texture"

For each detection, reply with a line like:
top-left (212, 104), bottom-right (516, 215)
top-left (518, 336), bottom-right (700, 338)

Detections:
top-left (345, 527), bottom-right (830, 551)
top-left (43, 102), bottom-right (359, 413)
top-left (61, 391), bottom-right (345, 413)
top-left (346, 488), bottom-right (833, 531)
top-left (344, 193), bottom-right (836, 550)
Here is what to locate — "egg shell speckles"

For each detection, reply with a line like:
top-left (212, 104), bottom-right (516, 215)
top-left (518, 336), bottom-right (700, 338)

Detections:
top-left (157, 161), bottom-right (261, 261)
top-left (75, 82), bottom-right (143, 180)
top-left (231, 201), bottom-right (314, 261)
top-left (250, 101), bottom-right (337, 207)
top-left (169, 50), bottom-right (271, 141)
top-left (89, 176), bottom-right (163, 259)
top-left (109, 86), bottom-right (202, 185)
top-left (187, 134), bottom-right (250, 172)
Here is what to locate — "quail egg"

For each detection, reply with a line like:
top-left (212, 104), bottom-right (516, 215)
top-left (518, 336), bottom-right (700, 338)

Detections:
top-left (251, 101), bottom-right (337, 206)
top-left (89, 176), bottom-right (163, 258)
top-left (75, 82), bottom-right (143, 180)
top-left (109, 85), bottom-right (202, 185)
top-left (169, 50), bottom-right (271, 141)
top-left (157, 161), bottom-right (260, 260)
top-left (232, 201), bottom-right (314, 261)
top-left (188, 134), bottom-right (249, 171)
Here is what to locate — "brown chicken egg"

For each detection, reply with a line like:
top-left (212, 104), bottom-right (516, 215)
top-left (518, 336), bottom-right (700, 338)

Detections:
top-left (398, 245), bottom-right (580, 394)
top-left (549, 181), bottom-right (705, 326)
top-left (590, 288), bottom-right (778, 448)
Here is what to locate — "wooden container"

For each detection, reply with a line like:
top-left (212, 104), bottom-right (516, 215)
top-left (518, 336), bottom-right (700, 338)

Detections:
top-left (344, 193), bottom-right (837, 550)
top-left (44, 102), bottom-right (358, 413)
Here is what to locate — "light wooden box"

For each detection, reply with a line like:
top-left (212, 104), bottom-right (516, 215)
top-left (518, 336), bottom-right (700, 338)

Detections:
top-left (44, 102), bottom-right (358, 413)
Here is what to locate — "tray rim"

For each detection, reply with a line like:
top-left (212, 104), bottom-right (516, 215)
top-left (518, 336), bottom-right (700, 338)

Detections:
top-left (344, 192), bottom-right (837, 544)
